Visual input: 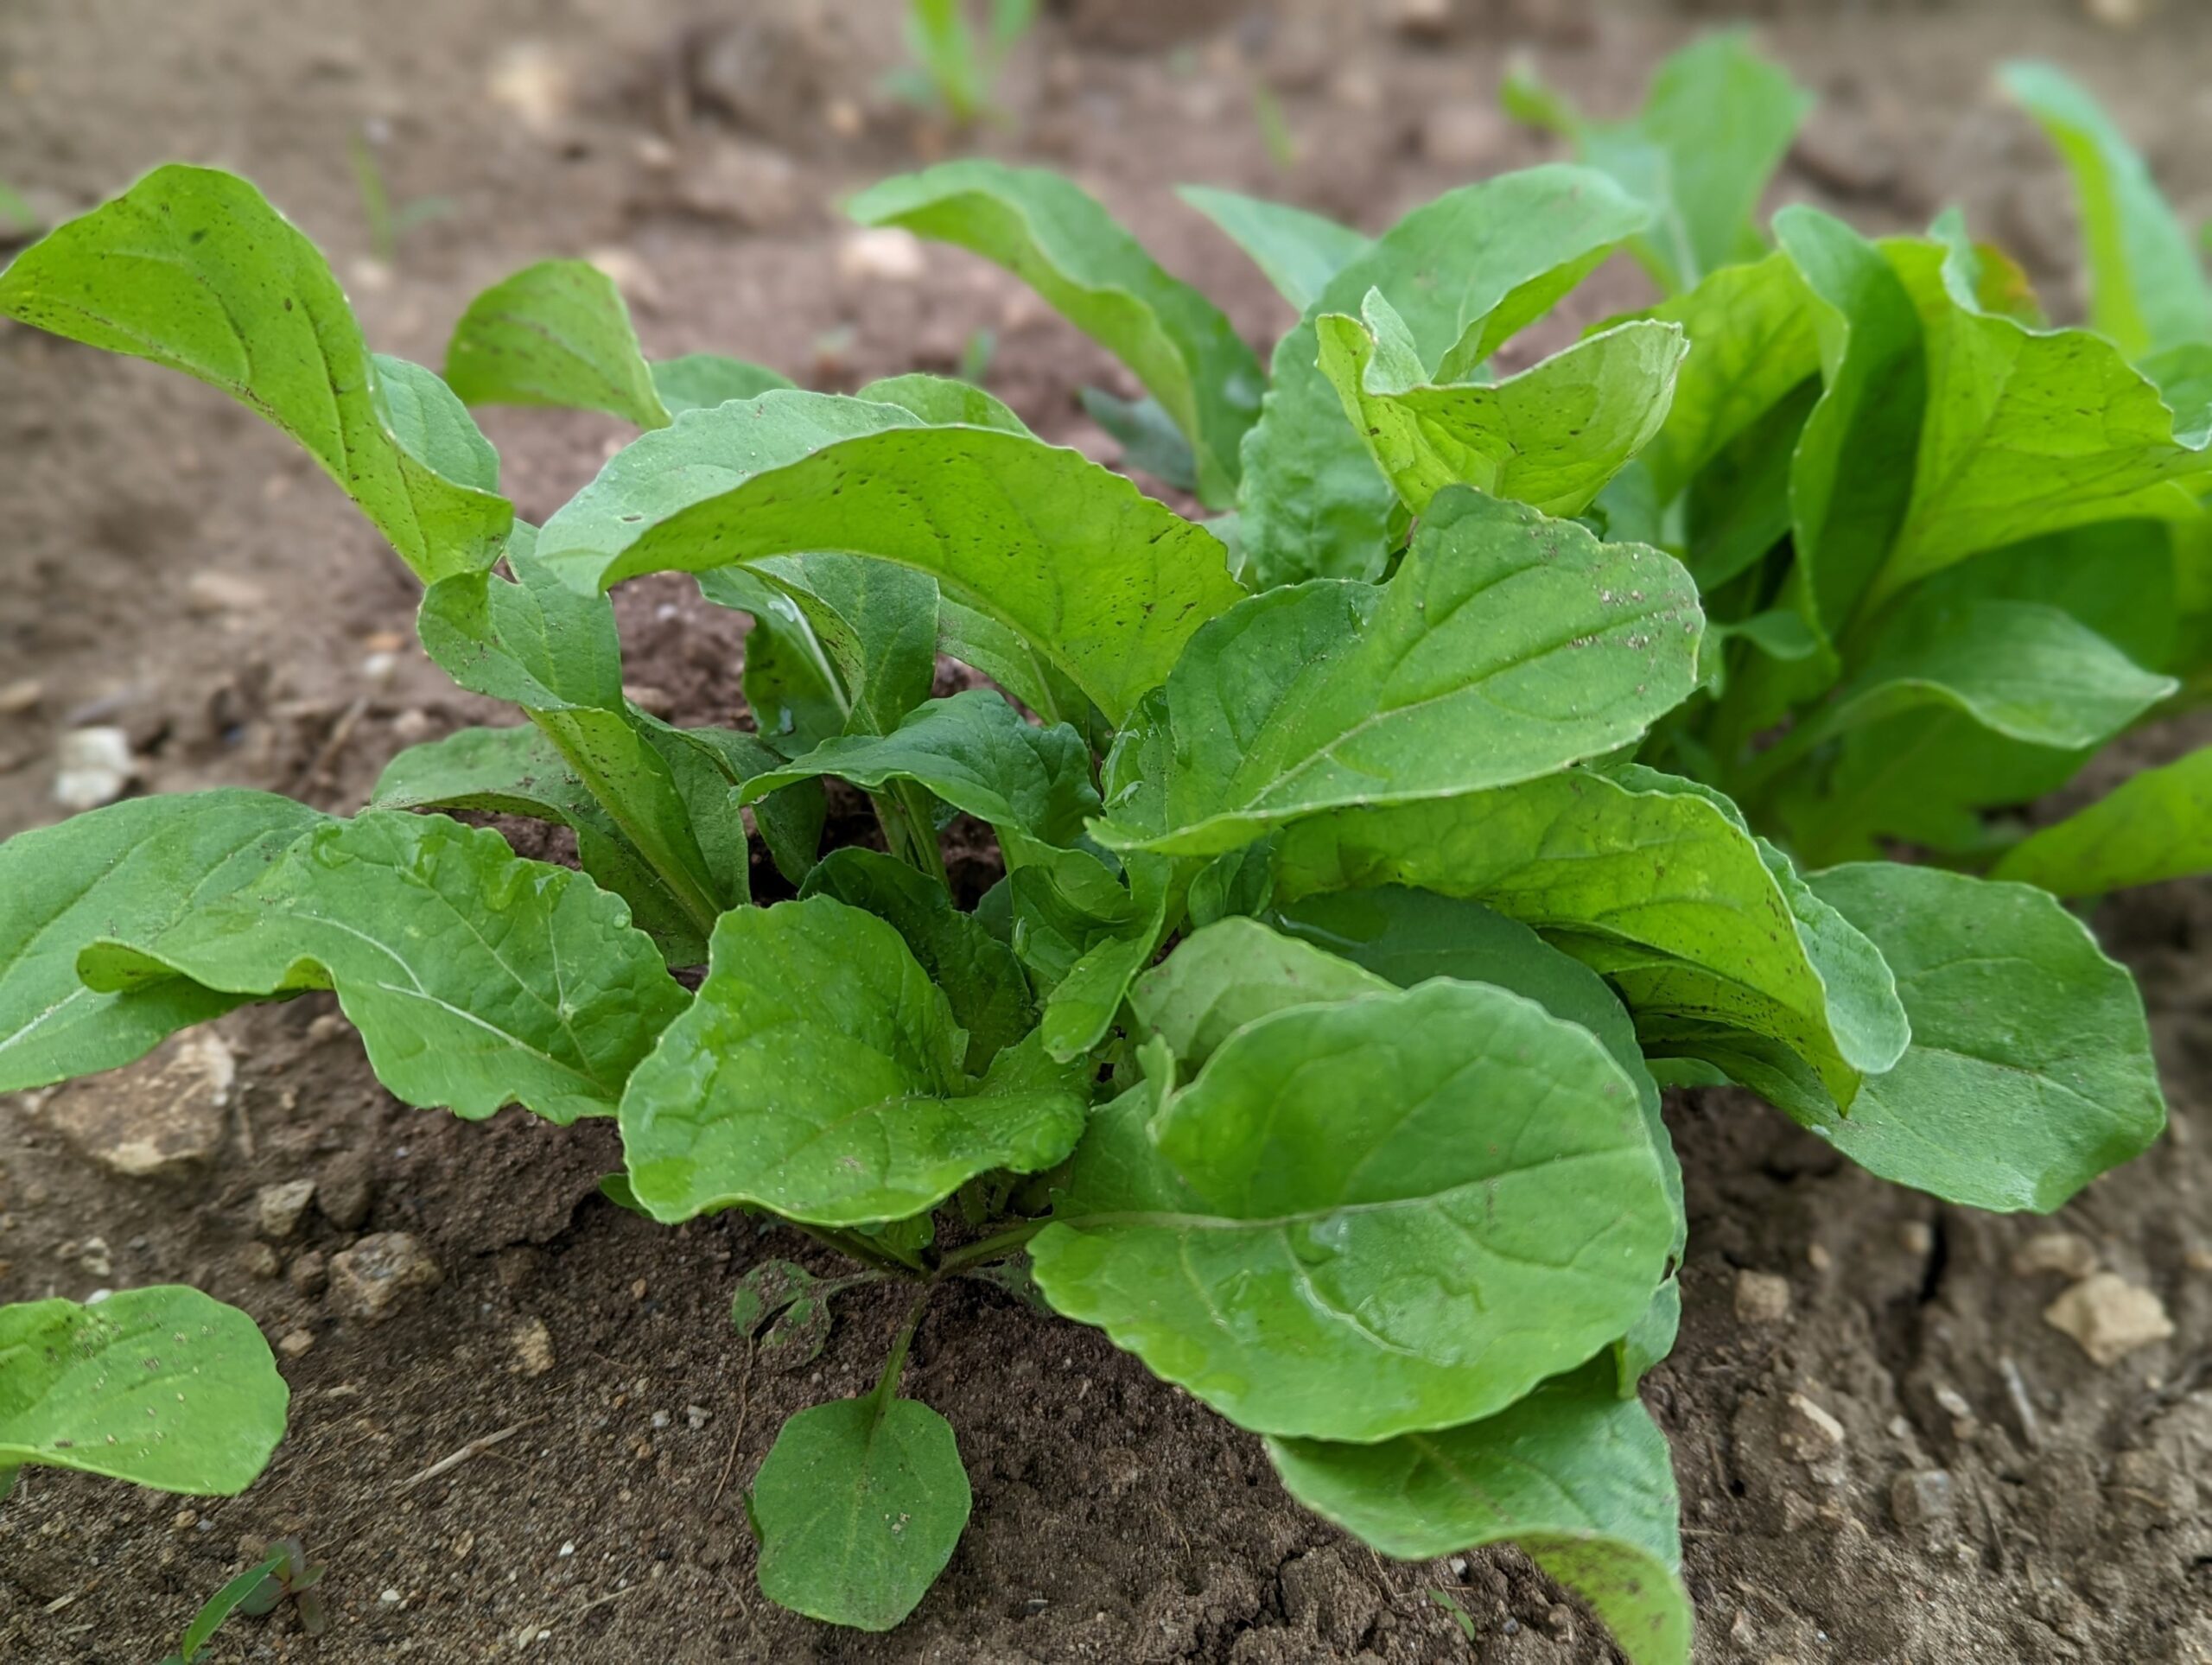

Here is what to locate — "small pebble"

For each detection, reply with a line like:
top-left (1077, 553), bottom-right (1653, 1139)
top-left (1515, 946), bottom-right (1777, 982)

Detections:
top-left (53, 726), bottom-right (135, 810)
top-left (1898, 1220), bottom-right (1935, 1257)
top-left (1735, 1269), bottom-right (1792, 1325)
top-left (289, 1250), bottom-right (330, 1297)
top-left (2012, 1231), bottom-right (2099, 1281)
top-left (1780, 1392), bottom-right (1847, 1463)
top-left (510, 1318), bottom-right (556, 1378)
top-left (255, 1179), bottom-right (317, 1242)
top-left (328, 1232), bottom-right (442, 1325)
top-left (1890, 1467), bottom-right (1955, 1530)
top-left (2044, 1273), bottom-right (2174, 1366)
top-left (238, 1242), bottom-right (283, 1281)
top-left (684, 1404), bottom-right (711, 1431)
top-left (278, 1330), bottom-right (315, 1360)
top-left (838, 227), bottom-right (926, 283)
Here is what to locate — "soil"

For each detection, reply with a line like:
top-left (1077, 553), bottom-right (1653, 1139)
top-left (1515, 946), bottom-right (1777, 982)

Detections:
top-left (4, 1), bottom-right (2212, 1661)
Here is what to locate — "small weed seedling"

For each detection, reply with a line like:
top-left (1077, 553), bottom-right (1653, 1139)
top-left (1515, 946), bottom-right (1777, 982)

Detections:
top-left (887, 0), bottom-right (1035, 129)
top-left (161, 1538), bottom-right (327, 1664)
top-left (0, 35), bottom-right (2199, 1660)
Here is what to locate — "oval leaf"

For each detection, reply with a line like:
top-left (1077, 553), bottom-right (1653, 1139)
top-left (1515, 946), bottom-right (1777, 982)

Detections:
top-left (0, 1287), bottom-right (288, 1496)
top-left (752, 1396), bottom-right (970, 1631)
top-left (442, 258), bottom-right (671, 429)
top-left (1991, 743), bottom-right (2212, 895)
top-left (1031, 980), bottom-right (1673, 1441)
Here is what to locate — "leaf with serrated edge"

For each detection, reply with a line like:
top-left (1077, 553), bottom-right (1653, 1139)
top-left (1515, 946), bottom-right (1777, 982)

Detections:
top-left (849, 161), bottom-right (1262, 506)
top-left (619, 896), bottom-right (1086, 1226)
top-left (443, 258), bottom-right (671, 429)
top-left (534, 390), bottom-right (1243, 727)
top-left (0, 1287), bottom-right (287, 1496)
top-left (751, 1396), bottom-right (970, 1631)
top-left (1268, 1362), bottom-right (1689, 1665)
top-left (1272, 766), bottom-right (1907, 1105)
top-left (1031, 980), bottom-right (1672, 1441)
top-left (0, 791), bottom-right (327, 1093)
top-left (0, 165), bottom-right (510, 581)
top-left (1802, 862), bottom-right (2164, 1211)
top-left (76, 813), bottom-right (685, 1125)
top-left (1091, 492), bottom-right (1702, 857)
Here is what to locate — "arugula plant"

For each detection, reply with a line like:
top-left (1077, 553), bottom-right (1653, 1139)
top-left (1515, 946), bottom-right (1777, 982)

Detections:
top-left (0, 36), bottom-right (2183, 1654)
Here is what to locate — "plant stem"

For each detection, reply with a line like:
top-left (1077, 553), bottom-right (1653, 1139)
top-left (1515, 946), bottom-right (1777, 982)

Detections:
top-left (892, 779), bottom-right (953, 893)
top-left (933, 1217), bottom-right (1046, 1277)
top-left (794, 1222), bottom-right (925, 1280)
top-left (867, 1287), bottom-right (935, 1420)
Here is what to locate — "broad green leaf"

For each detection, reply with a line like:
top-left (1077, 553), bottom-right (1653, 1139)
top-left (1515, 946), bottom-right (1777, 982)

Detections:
top-left (1175, 185), bottom-right (1369, 313)
top-left (370, 722), bottom-right (714, 963)
top-left (741, 690), bottom-right (1099, 860)
top-left (1271, 766), bottom-right (1908, 1104)
top-left (373, 355), bottom-right (504, 493)
top-left (1270, 887), bottom-right (1685, 1384)
top-left (442, 258), bottom-right (671, 429)
top-left (1319, 297), bottom-right (1686, 518)
top-left (1269, 1363), bottom-right (1689, 1665)
top-left (752, 1395), bottom-right (970, 1631)
top-left (1638, 251), bottom-right (1820, 502)
top-left (802, 847), bottom-right (1036, 1071)
top-left (857, 372), bottom-right (1032, 433)
top-left (849, 161), bottom-right (1263, 506)
top-left (1031, 981), bottom-right (1672, 1440)
top-left (1567, 31), bottom-right (1810, 294)
top-left (1775, 206), bottom-right (1929, 640)
top-left (0, 1287), bottom-right (287, 1495)
top-left (618, 897), bottom-right (1086, 1226)
top-left (0, 791), bottom-right (325, 1093)
top-left (1238, 166), bottom-right (1647, 588)
top-left (650, 353), bottom-right (795, 416)
top-left (0, 165), bottom-right (510, 582)
top-left (534, 390), bottom-right (1243, 726)
top-left (419, 547), bottom-right (733, 931)
top-left (1129, 916), bottom-right (1391, 1069)
top-left (1090, 492), bottom-right (1702, 857)
top-left (78, 813), bottom-right (685, 1124)
top-left (1805, 863), bottom-right (2164, 1211)
top-left (1078, 387), bottom-right (1198, 493)
top-left (2003, 62), bottom-right (2212, 362)
top-left (1992, 745), bottom-right (2212, 894)
top-left (1870, 237), bottom-right (2212, 606)
top-left (1811, 598), bottom-right (2174, 751)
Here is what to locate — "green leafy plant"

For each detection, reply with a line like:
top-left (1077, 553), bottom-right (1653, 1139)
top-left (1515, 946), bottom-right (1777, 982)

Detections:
top-left (887, 0), bottom-right (1036, 129)
top-left (0, 1287), bottom-right (288, 1503)
top-left (0, 34), bottom-right (2191, 1658)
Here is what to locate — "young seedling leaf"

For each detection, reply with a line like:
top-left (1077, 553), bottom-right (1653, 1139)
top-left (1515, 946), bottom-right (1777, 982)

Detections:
top-left (0, 791), bottom-right (327, 1093)
top-left (741, 690), bottom-right (1101, 860)
top-left (2002, 62), bottom-right (2212, 363)
top-left (1090, 492), bottom-right (1702, 857)
top-left (704, 552), bottom-right (940, 741)
top-left (650, 353), bottom-right (796, 416)
top-left (76, 813), bottom-right (686, 1124)
top-left (1036, 850), bottom-right (1188, 1061)
top-left (1239, 165), bottom-right (1648, 588)
top-left (1176, 185), bottom-right (1370, 313)
top-left (751, 1395), bottom-right (971, 1631)
top-left (172, 1547), bottom-right (289, 1663)
top-left (936, 601), bottom-right (1096, 737)
top-left (1991, 744), bottom-right (2212, 894)
top-left (442, 258), bottom-right (672, 429)
top-left (619, 897), bottom-right (1087, 1226)
top-left (849, 161), bottom-right (1263, 506)
top-left (1032, 980), bottom-right (1672, 1440)
top-left (0, 1287), bottom-right (288, 1495)
top-left (1318, 297), bottom-right (1687, 518)
top-left (803, 848), bottom-right (1037, 1072)
top-left (0, 165), bottom-right (511, 582)
top-left (534, 390), bottom-right (1244, 726)
top-left (1271, 765), bottom-right (1908, 1105)
top-left (1803, 863), bottom-right (2165, 1211)
top-left (1268, 1362), bottom-right (1690, 1665)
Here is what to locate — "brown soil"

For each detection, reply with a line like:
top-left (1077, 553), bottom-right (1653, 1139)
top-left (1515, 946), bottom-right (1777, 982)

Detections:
top-left (5, 2), bottom-right (2212, 1661)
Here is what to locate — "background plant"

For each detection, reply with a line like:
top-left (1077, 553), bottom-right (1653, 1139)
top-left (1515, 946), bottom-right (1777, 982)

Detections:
top-left (0, 35), bottom-right (2190, 1662)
